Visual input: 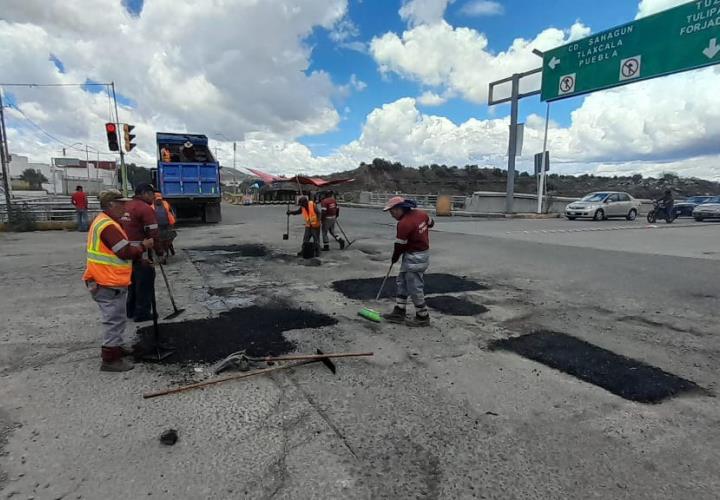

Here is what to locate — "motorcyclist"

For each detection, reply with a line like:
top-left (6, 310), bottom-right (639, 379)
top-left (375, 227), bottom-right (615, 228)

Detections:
top-left (656, 189), bottom-right (674, 220)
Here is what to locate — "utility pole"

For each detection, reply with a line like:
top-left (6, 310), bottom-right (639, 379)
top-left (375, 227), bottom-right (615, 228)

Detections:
top-left (85, 144), bottom-right (90, 181)
top-left (233, 141), bottom-right (237, 170)
top-left (488, 66), bottom-right (542, 214)
top-left (0, 89), bottom-right (13, 223)
top-left (110, 82), bottom-right (128, 196)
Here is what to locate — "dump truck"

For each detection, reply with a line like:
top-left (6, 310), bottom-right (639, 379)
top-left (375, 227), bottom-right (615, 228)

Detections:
top-left (154, 132), bottom-right (221, 223)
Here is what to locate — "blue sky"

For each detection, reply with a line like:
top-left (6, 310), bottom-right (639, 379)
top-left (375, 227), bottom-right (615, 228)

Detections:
top-left (298, 0), bottom-right (641, 156)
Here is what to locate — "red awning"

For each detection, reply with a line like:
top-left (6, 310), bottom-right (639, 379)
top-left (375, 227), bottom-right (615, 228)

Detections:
top-left (245, 168), bottom-right (354, 187)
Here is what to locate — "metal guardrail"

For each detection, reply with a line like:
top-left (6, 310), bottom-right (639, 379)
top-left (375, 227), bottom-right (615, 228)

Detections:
top-left (365, 193), bottom-right (467, 210)
top-left (0, 197), bottom-right (101, 223)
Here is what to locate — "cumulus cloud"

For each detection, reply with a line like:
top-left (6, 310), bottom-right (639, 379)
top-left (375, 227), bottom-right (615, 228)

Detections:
top-left (459, 0), bottom-right (504, 17)
top-left (371, 21), bottom-right (590, 103)
top-left (0, 0), bottom-right (349, 166)
top-left (636, 0), bottom-right (687, 18)
top-left (399, 0), bottom-right (455, 27)
top-left (417, 91), bottom-right (448, 106)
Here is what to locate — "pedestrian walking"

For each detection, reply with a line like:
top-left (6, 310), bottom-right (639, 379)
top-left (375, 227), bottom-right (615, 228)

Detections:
top-left (121, 183), bottom-right (162, 322)
top-left (320, 190), bottom-right (345, 251)
top-left (287, 196), bottom-right (321, 257)
top-left (71, 185), bottom-right (89, 231)
top-left (82, 190), bottom-right (154, 372)
top-left (382, 196), bottom-right (434, 327)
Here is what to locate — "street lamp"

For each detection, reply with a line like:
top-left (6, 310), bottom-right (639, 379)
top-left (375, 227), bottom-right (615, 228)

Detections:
top-left (214, 132), bottom-right (237, 170)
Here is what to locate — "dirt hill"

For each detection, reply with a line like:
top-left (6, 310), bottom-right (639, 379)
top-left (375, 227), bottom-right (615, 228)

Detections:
top-left (326, 159), bottom-right (720, 199)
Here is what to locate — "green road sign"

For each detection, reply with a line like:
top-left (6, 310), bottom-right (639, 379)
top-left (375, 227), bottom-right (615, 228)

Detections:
top-left (541, 0), bottom-right (720, 101)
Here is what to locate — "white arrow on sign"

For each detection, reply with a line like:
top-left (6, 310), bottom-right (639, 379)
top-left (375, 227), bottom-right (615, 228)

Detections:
top-left (548, 56), bottom-right (560, 70)
top-left (703, 38), bottom-right (720, 59)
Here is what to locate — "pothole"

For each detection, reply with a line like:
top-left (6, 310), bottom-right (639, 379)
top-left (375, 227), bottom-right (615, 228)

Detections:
top-left (135, 305), bottom-right (337, 364)
top-left (425, 296), bottom-right (488, 316)
top-left (332, 273), bottom-right (488, 300)
top-left (490, 330), bottom-right (705, 404)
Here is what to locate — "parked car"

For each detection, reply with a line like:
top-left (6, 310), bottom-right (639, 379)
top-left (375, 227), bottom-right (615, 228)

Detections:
top-left (674, 196), bottom-right (714, 217)
top-left (692, 196), bottom-right (720, 221)
top-left (565, 192), bottom-right (641, 221)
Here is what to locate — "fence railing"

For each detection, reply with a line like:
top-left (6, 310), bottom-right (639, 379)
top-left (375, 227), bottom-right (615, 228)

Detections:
top-left (0, 197), bottom-right (101, 223)
top-left (361, 192), bottom-right (467, 211)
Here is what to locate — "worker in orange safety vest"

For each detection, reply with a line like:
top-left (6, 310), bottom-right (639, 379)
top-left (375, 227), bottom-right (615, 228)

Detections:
top-left (287, 196), bottom-right (321, 257)
top-left (83, 190), bottom-right (154, 372)
top-left (153, 191), bottom-right (177, 261)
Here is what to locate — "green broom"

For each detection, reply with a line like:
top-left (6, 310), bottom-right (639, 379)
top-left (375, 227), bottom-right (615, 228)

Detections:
top-left (358, 262), bottom-right (394, 322)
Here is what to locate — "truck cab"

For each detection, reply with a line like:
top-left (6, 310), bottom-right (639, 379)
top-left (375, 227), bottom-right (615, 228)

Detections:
top-left (155, 133), bottom-right (222, 223)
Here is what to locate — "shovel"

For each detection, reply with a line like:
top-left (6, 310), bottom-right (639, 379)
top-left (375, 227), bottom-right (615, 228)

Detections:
top-left (157, 261), bottom-right (185, 320)
top-left (141, 289), bottom-right (175, 362)
top-left (283, 203), bottom-right (290, 240)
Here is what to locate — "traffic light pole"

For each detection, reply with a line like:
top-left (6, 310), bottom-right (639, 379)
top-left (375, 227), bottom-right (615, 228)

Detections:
top-left (0, 89), bottom-right (13, 224)
top-left (110, 82), bottom-right (128, 197)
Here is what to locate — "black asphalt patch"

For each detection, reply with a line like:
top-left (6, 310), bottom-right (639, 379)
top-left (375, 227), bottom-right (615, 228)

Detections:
top-left (188, 244), bottom-right (269, 257)
top-left (425, 296), bottom-right (488, 316)
top-left (491, 331), bottom-right (704, 404)
top-left (332, 273), bottom-right (487, 300)
top-left (135, 305), bottom-right (337, 364)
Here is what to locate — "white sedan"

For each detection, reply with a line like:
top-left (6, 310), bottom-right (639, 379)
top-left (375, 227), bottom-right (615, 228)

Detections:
top-left (565, 192), bottom-right (641, 221)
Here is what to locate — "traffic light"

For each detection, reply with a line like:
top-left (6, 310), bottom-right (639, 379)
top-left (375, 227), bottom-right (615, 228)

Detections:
top-left (105, 122), bottom-right (119, 151)
top-left (123, 124), bottom-right (136, 152)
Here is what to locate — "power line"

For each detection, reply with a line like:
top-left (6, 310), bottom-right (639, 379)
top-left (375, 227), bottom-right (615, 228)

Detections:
top-left (7, 104), bottom-right (117, 157)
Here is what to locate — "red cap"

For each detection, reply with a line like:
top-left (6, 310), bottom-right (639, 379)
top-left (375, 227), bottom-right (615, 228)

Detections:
top-left (383, 196), bottom-right (406, 211)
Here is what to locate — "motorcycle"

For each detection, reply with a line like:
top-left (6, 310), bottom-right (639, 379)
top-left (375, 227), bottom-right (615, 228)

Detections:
top-left (646, 201), bottom-right (675, 224)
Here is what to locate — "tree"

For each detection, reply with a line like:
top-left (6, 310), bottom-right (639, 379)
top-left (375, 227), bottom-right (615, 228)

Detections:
top-left (118, 163), bottom-right (153, 188)
top-left (19, 168), bottom-right (48, 190)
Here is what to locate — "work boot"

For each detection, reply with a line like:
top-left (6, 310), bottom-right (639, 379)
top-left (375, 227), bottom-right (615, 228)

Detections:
top-left (338, 239), bottom-right (346, 250)
top-left (406, 314), bottom-right (430, 327)
top-left (120, 345), bottom-right (135, 357)
top-left (100, 347), bottom-right (135, 372)
top-left (297, 250), bottom-right (303, 257)
top-left (322, 244), bottom-right (330, 251)
top-left (382, 307), bottom-right (406, 324)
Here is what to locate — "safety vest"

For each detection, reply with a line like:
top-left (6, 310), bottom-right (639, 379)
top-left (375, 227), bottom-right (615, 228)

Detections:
top-left (302, 201), bottom-right (321, 228)
top-left (154, 198), bottom-right (176, 226)
top-left (82, 213), bottom-right (133, 287)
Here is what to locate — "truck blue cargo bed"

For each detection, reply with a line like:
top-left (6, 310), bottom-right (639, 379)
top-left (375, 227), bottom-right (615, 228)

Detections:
top-left (158, 162), bottom-right (220, 198)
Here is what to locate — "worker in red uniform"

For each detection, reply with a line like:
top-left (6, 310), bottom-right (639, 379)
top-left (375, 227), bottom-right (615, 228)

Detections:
top-left (71, 185), bottom-right (89, 231)
top-left (382, 196), bottom-right (434, 327)
top-left (320, 191), bottom-right (345, 251)
top-left (121, 183), bottom-right (162, 322)
top-left (83, 190), bottom-right (154, 371)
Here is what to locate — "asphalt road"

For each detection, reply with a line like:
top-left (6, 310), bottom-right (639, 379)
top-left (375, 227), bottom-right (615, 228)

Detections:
top-left (1, 203), bottom-right (719, 499)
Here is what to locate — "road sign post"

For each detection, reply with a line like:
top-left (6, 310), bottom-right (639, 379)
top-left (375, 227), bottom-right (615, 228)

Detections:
top-left (542, 1), bottom-right (720, 101)
top-left (488, 67), bottom-right (542, 214)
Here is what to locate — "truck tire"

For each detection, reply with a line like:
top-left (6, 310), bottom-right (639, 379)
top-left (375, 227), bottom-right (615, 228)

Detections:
top-left (203, 202), bottom-right (222, 223)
